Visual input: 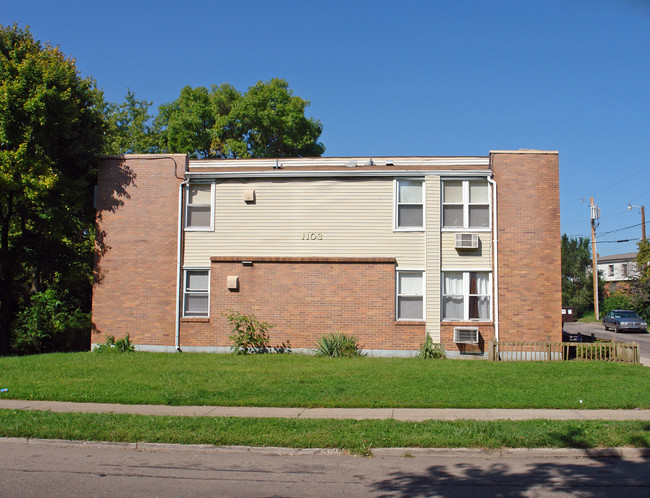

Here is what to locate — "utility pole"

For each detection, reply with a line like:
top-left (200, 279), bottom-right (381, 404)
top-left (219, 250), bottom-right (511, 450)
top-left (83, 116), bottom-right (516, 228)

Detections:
top-left (628, 203), bottom-right (646, 241)
top-left (642, 205), bottom-right (646, 241)
top-left (590, 197), bottom-right (600, 320)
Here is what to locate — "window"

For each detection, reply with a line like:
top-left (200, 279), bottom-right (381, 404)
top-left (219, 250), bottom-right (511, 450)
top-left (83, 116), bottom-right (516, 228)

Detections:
top-left (183, 269), bottom-right (209, 317)
top-left (442, 180), bottom-right (490, 229)
top-left (442, 271), bottom-right (491, 321)
top-left (608, 265), bottom-right (614, 277)
top-left (186, 183), bottom-right (214, 230)
top-left (397, 270), bottom-right (424, 320)
top-left (622, 263), bottom-right (628, 277)
top-left (395, 179), bottom-right (424, 229)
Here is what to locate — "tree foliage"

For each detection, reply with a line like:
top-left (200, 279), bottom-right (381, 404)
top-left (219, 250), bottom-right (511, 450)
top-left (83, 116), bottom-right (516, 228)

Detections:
top-left (0, 24), bottom-right (105, 354)
top-left (561, 234), bottom-right (601, 318)
top-left (155, 79), bottom-right (325, 159)
top-left (103, 89), bottom-right (158, 154)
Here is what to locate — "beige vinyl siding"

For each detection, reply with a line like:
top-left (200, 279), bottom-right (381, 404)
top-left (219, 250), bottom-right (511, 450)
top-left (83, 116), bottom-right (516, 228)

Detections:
top-left (425, 176), bottom-right (441, 341)
top-left (440, 231), bottom-right (492, 269)
top-left (183, 178), bottom-right (425, 267)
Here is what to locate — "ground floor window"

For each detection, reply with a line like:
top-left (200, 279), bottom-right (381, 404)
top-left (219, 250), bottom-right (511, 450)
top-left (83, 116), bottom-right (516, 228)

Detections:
top-left (397, 270), bottom-right (424, 320)
top-left (442, 271), bottom-right (491, 321)
top-left (183, 269), bottom-right (210, 317)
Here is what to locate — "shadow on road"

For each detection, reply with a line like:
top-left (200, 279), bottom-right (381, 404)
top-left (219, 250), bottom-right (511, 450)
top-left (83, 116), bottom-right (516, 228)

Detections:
top-left (371, 454), bottom-right (650, 497)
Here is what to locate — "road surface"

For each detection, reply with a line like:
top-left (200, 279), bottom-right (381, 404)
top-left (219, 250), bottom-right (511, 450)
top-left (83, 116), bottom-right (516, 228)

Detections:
top-left (1, 439), bottom-right (649, 497)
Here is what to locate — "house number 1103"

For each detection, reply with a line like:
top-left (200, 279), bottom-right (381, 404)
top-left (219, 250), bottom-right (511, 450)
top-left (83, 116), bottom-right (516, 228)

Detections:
top-left (301, 233), bottom-right (323, 240)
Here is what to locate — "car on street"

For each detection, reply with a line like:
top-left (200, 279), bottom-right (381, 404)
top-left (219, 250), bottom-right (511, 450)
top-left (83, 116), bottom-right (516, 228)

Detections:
top-left (602, 309), bottom-right (648, 333)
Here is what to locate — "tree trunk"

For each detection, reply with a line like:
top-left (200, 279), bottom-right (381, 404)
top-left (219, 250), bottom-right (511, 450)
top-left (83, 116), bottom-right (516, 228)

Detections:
top-left (0, 193), bottom-right (14, 355)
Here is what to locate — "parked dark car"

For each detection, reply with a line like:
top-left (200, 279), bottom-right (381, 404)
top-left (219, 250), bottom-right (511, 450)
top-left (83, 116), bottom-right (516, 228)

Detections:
top-left (602, 310), bottom-right (647, 333)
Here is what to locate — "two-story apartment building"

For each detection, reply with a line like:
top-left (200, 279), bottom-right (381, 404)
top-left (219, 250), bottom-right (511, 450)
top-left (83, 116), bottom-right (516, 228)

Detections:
top-left (597, 252), bottom-right (639, 294)
top-left (91, 149), bottom-right (560, 357)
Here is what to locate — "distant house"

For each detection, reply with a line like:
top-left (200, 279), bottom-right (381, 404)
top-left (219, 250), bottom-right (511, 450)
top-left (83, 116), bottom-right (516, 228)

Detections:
top-left (597, 252), bottom-right (639, 293)
top-left (91, 150), bottom-right (561, 358)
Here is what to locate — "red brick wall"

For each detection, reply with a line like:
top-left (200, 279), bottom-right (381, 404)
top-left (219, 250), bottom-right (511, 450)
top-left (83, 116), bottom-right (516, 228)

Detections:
top-left (491, 151), bottom-right (561, 342)
top-left (92, 155), bottom-right (186, 347)
top-left (180, 257), bottom-right (426, 351)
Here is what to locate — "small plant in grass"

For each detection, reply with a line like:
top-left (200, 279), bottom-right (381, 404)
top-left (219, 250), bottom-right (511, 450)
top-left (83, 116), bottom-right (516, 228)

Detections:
top-left (417, 335), bottom-right (446, 359)
top-left (224, 311), bottom-right (289, 354)
top-left (94, 334), bottom-right (135, 353)
top-left (314, 333), bottom-right (366, 357)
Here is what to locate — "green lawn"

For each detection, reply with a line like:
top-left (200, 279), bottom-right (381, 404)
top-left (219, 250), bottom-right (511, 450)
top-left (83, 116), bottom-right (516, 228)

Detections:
top-left (577, 311), bottom-right (599, 323)
top-left (1, 351), bottom-right (648, 409)
top-left (1, 410), bottom-right (648, 453)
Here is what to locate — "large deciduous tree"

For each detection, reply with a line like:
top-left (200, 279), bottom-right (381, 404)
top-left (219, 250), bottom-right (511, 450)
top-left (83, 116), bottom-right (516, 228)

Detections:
top-left (156, 79), bottom-right (325, 158)
top-left (156, 85), bottom-right (214, 158)
top-left (561, 234), bottom-right (599, 318)
top-left (0, 24), bottom-right (105, 354)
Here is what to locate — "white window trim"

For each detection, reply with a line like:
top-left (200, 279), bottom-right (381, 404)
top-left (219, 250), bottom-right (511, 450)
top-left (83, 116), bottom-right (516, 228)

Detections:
top-left (396, 268), bottom-right (426, 321)
top-left (441, 270), bottom-right (492, 322)
top-left (182, 267), bottom-right (210, 318)
top-left (441, 178), bottom-right (491, 232)
top-left (184, 182), bottom-right (215, 231)
top-left (393, 178), bottom-right (425, 232)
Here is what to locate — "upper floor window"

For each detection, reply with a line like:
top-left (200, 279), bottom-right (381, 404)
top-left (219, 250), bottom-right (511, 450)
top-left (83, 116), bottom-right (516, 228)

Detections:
top-left (395, 179), bottom-right (424, 230)
top-left (442, 180), bottom-right (490, 229)
top-left (185, 183), bottom-right (214, 230)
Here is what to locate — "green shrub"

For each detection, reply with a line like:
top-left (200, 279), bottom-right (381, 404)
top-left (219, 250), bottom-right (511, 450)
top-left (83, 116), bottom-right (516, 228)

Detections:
top-left (602, 291), bottom-right (633, 316)
top-left (417, 335), bottom-right (446, 359)
top-left (225, 311), bottom-right (289, 354)
top-left (94, 334), bottom-right (135, 353)
top-left (12, 289), bottom-right (89, 355)
top-left (314, 333), bottom-right (366, 357)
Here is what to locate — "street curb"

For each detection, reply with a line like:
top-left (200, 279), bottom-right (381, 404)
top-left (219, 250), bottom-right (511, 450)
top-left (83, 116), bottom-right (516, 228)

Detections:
top-left (4, 438), bottom-right (649, 459)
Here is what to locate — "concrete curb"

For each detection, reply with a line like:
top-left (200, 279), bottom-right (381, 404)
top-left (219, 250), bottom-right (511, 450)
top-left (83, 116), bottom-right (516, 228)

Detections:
top-left (4, 438), bottom-right (649, 459)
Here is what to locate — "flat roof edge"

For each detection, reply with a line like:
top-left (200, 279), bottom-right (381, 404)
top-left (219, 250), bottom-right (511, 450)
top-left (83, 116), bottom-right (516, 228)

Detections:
top-left (489, 149), bottom-right (559, 154)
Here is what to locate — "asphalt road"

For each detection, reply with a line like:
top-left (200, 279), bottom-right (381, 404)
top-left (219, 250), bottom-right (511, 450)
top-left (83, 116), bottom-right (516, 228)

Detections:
top-left (563, 321), bottom-right (650, 360)
top-left (1, 439), bottom-right (649, 497)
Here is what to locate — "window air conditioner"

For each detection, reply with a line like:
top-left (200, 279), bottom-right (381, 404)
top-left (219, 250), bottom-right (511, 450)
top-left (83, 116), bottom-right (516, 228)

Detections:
top-left (455, 233), bottom-right (479, 250)
top-left (454, 327), bottom-right (479, 344)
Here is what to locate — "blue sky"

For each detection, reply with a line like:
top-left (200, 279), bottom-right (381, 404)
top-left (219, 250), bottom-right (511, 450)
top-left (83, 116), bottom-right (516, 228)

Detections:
top-left (3, 0), bottom-right (649, 256)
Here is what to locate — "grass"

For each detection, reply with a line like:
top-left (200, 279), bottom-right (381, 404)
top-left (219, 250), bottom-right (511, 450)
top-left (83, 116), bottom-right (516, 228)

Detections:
top-left (578, 311), bottom-right (598, 323)
top-left (1, 352), bottom-right (649, 409)
top-left (1, 410), bottom-right (648, 453)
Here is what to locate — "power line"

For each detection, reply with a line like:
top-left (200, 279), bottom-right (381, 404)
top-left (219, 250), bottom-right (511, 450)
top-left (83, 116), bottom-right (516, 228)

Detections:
top-left (596, 220), bottom-right (648, 237)
top-left (563, 164), bottom-right (650, 208)
top-left (597, 238), bottom-right (638, 244)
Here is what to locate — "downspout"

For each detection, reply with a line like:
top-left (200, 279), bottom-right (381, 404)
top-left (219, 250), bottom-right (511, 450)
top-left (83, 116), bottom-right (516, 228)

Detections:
top-left (487, 175), bottom-right (499, 342)
top-left (175, 180), bottom-right (188, 352)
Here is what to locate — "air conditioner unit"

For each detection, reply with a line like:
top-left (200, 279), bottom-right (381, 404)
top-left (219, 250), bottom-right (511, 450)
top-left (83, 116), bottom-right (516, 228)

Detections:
top-left (455, 233), bottom-right (479, 250)
top-left (454, 327), bottom-right (479, 344)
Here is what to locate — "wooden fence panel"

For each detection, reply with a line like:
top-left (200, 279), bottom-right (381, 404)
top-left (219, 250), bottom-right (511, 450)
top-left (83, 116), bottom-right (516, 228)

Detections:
top-left (487, 339), bottom-right (639, 364)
